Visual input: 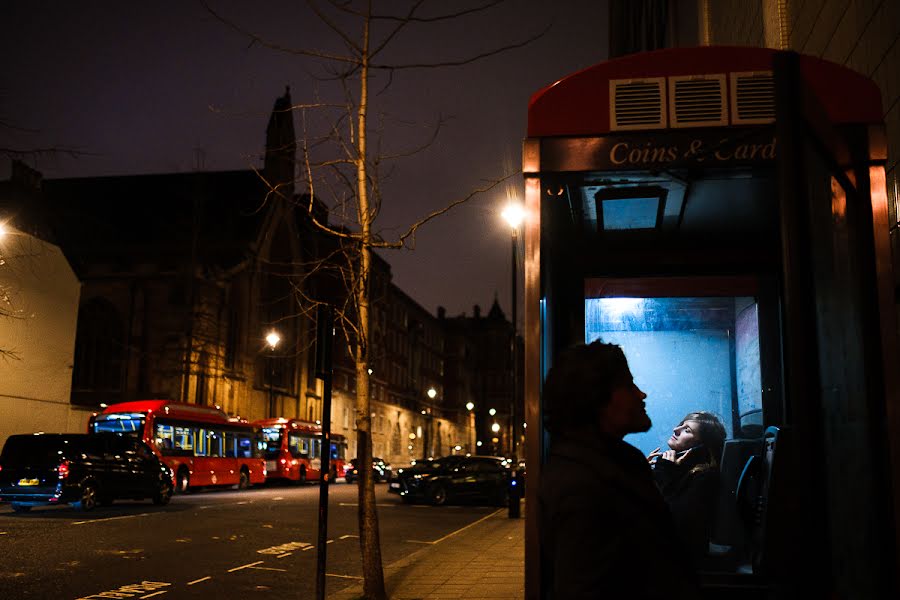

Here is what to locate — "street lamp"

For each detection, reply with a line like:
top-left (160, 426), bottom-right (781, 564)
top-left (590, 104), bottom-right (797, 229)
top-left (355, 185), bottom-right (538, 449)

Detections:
top-left (465, 402), bottom-right (475, 454)
top-left (502, 202), bottom-right (524, 461)
top-left (502, 201), bottom-right (525, 519)
top-left (265, 330), bottom-right (281, 417)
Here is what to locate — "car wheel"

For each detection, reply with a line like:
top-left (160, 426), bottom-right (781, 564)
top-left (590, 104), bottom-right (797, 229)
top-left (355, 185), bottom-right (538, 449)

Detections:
top-left (175, 468), bottom-right (190, 494)
top-left (299, 468), bottom-right (307, 484)
top-left (427, 483), bottom-right (447, 506)
top-left (238, 468), bottom-right (250, 490)
top-left (330, 466), bottom-right (337, 482)
top-left (10, 503), bottom-right (31, 513)
top-left (74, 481), bottom-right (99, 512)
top-left (153, 478), bottom-right (173, 506)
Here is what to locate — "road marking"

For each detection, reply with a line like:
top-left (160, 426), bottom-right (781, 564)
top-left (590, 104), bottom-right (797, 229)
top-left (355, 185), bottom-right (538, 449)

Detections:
top-left (276, 553), bottom-right (292, 559)
top-left (140, 592), bottom-right (168, 599)
top-left (273, 497), bottom-right (284, 501)
top-left (337, 503), bottom-right (396, 507)
top-left (228, 561), bottom-right (263, 572)
top-left (326, 540), bottom-right (334, 544)
top-left (76, 581), bottom-right (171, 600)
top-left (258, 541), bottom-right (311, 554)
top-left (405, 539), bottom-right (435, 545)
top-left (187, 576), bottom-right (211, 585)
top-left (72, 513), bottom-right (151, 525)
top-left (0, 532), bottom-right (7, 535)
top-left (338, 534), bottom-right (358, 540)
top-left (250, 566), bottom-right (287, 572)
top-left (326, 574), bottom-right (364, 580)
top-left (302, 546), bottom-right (315, 552)
top-left (429, 509), bottom-right (504, 545)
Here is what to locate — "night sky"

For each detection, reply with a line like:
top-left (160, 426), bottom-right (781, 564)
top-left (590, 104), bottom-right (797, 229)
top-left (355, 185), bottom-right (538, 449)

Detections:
top-left (2, 1), bottom-right (610, 321)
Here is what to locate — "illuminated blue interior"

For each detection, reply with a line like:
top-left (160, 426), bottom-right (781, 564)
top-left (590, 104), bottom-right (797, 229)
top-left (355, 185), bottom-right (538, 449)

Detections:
top-left (585, 297), bottom-right (762, 455)
top-left (600, 197), bottom-right (659, 230)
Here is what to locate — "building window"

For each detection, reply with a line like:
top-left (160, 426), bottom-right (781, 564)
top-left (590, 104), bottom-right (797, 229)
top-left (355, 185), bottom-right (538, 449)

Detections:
top-left (72, 298), bottom-right (125, 406)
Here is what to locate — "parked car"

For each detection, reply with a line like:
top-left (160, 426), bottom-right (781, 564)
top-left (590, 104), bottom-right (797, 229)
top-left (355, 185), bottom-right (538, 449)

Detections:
top-left (0, 433), bottom-right (173, 512)
top-left (388, 455), bottom-right (509, 506)
top-left (345, 457), bottom-right (392, 484)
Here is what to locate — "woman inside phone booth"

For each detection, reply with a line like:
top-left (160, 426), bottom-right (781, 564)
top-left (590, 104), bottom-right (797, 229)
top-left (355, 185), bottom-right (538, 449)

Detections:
top-left (647, 411), bottom-right (727, 563)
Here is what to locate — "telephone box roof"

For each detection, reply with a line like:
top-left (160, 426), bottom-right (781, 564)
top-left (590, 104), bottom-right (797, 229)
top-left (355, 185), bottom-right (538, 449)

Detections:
top-left (527, 46), bottom-right (883, 138)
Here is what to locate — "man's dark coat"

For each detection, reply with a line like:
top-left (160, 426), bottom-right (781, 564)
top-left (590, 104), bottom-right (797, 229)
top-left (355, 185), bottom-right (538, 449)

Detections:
top-left (539, 428), bottom-right (697, 599)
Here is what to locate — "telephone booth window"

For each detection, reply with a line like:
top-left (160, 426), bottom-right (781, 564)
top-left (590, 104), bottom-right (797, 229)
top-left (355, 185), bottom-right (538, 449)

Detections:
top-left (585, 295), bottom-right (762, 456)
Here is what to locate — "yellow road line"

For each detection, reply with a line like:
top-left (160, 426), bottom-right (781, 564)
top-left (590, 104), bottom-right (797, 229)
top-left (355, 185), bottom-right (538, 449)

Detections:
top-left (187, 576), bottom-right (211, 585)
top-left (326, 574), bottom-right (364, 580)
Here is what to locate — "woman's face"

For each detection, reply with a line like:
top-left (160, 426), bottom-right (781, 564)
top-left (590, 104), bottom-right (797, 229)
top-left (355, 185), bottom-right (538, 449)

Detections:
top-left (668, 419), bottom-right (702, 452)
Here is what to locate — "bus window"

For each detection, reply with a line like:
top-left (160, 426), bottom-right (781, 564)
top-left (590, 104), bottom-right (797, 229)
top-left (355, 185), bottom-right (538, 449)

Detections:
top-left (237, 434), bottom-right (253, 458)
top-left (289, 433), bottom-right (309, 458)
top-left (91, 413), bottom-right (145, 436)
top-left (174, 426), bottom-right (193, 455)
top-left (223, 431), bottom-right (236, 457)
top-left (194, 428), bottom-right (210, 457)
top-left (207, 430), bottom-right (223, 458)
top-left (155, 423), bottom-right (176, 455)
top-left (585, 296), bottom-right (763, 455)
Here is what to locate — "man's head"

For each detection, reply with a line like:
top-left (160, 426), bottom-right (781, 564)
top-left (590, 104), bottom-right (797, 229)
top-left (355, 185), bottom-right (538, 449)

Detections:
top-left (543, 340), bottom-right (651, 439)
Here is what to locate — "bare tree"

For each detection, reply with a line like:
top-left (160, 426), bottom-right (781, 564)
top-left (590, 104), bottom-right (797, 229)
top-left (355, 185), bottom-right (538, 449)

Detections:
top-left (205, 2), bottom-right (544, 597)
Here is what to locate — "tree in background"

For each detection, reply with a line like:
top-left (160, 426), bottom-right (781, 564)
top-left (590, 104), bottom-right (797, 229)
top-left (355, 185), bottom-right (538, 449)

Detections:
top-left (205, 3), bottom-right (544, 597)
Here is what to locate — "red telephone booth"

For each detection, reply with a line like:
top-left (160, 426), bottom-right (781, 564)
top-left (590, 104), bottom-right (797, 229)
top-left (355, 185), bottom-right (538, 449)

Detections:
top-left (523, 47), bottom-right (899, 598)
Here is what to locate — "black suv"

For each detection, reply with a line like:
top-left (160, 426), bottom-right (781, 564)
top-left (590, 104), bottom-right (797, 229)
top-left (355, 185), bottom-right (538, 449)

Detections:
top-left (0, 433), bottom-right (173, 512)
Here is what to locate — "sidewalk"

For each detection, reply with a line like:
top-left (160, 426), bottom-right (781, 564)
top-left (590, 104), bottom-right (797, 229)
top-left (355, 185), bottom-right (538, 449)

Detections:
top-left (330, 506), bottom-right (525, 600)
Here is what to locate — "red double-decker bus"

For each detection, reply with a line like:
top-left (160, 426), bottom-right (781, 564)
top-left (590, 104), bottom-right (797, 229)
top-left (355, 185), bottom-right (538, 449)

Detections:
top-left (255, 418), bottom-right (348, 483)
top-left (89, 400), bottom-right (266, 493)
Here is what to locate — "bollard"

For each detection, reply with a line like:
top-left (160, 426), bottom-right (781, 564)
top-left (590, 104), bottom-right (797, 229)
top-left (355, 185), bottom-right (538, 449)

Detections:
top-left (507, 471), bottom-right (522, 519)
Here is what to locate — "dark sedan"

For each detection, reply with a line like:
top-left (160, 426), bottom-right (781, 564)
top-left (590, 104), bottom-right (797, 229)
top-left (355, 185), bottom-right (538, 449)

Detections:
top-left (388, 455), bottom-right (509, 506)
top-left (345, 457), bottom-right (392, 483)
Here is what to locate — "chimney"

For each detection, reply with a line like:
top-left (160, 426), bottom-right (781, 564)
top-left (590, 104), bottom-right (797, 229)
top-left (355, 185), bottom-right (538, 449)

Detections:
top-left (437, 306), bottom-right (446, 319)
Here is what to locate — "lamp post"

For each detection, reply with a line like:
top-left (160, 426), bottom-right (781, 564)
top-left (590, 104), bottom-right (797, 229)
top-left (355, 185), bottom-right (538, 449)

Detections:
top-left (466, 402), bottom-right (475, 454)
top-left (422, 387), bottom-right (437, 460)
top-left (265, 330), bottom-right (281, 417)
top-left (502, 202), bottom-right (524, 519)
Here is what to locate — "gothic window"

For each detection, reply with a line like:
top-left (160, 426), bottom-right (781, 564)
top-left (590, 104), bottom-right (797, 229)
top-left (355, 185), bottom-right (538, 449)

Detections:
top-left (72, 298), bottom-right (125, 406)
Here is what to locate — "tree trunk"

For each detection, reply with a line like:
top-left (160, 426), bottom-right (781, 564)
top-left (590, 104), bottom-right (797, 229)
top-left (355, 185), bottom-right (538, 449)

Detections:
top-left (355, 11), bottom-right (387, 599)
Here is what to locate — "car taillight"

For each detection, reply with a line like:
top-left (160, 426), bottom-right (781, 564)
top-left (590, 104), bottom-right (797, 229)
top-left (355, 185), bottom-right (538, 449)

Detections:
top-left (280, 458), bottom-right (287, 464)
top-left (58, 460), bottom-right (70, 479)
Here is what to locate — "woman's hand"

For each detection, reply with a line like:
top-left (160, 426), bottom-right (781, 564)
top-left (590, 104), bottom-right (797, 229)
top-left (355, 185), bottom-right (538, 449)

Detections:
top-left (660, 448), bottom-right (693, 464)
top-left (646, 447), bottom-right (662, 463)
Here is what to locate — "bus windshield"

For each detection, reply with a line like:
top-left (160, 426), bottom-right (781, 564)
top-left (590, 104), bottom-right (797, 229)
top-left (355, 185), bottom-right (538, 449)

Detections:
top-left (91, 413), bottom-right (146, 437)
top-left (262, 427), bottom-right (284, 459)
